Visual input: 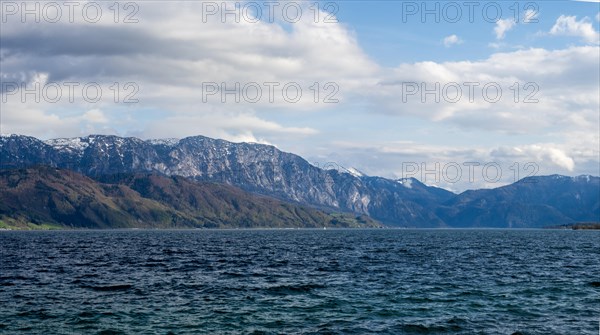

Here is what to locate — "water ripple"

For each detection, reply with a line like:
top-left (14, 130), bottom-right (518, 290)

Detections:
top-left (0, 229), bottom-right (599, 334)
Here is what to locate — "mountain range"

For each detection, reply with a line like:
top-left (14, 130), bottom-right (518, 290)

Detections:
top-left (1, 134), bottom-right (598, 228)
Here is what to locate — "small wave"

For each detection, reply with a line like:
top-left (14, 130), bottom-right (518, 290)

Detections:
top-left (396, 323), bottom-right (463, 334)
top-left (96, 329), bottom-right (126, 335)
top-left (266, 283), bottom-right (326, 295)
top-left (222, 271), bottom-right (245, 277)
top-left (162, 248), bottom-right (190, 255)
top-left (16, 309), bottom-right (57, 320)
top-left (86, 284), bottom-right (133, 292)
top-left (142, 262), bottom-right (166, 268)
top-left (0, 275), bottom-right (32, 281)
top-left (394, 317), bottom-right (467, 333)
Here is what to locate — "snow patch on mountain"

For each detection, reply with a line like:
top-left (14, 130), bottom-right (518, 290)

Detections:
top-left (397, 178), bottom-right (413, 189)
top-left (346, 167), bottom-right (366, 178)
top-left (45, 138), bottom-right (90, 152)
top-left (147, 138), bottom-right (180, 147)
top-left (574, 175), bottom-right (593, 182)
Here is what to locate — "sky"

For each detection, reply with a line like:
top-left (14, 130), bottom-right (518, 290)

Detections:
top-left (1, 0), bottom-right (599, 191)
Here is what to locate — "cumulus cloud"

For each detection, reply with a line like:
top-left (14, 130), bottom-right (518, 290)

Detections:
top-left (143, 111), bottom-right (318, 143)
top-left (4, 3), bottom-right (596, 141)
top-left (491, 145), bottom-right (575, 171)
top-left (83, 109), bottom-right (109, 124)
top-left (494, 19), bottom-right (516, 39)
top-left (0, 2), bottom-right (378, 96)
top-left (1, 101), bottom-right (118, 139)
top-left (443, 34), bottom-right (463, 47)
top-left (550, 15), bottom-right (600, 44)
top-left (1, 1), bottom-right (598, 189)
top-left (0, 2), bottom-right (376, 139)
top-left (371, 46), bottom-right (599, 133)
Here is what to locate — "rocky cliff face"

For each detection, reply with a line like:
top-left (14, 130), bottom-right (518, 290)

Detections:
top-left (0, 134), bottom-right (453, 226)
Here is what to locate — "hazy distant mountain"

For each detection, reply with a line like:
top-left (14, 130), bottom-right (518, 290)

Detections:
top-left (1, 134), bottom-right (598, 227)
top-left (436, 175), bottom-right (600, 228)
top-left (0, 167), bottom-right (380, 229)
top-left (0, 134), bottom-right (452, 226)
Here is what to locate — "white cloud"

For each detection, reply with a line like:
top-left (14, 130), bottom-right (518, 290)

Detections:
top-left (492, 145), bottom-right (575, 171)
top-left (494, 19), bottom-right (516, 39)
top-left (443, 34), bottom-right (463, 47)
top-left (488, 42), bottom-right (504, 49)
top-left (83, 109), bottom-right (109, 124)
top-left (545, 148), bottom-right (576, 171)
top-left (550, 15), bottom-right (600, 44)
top-left (371, 46), bottom-right (599, 134)
top-left (0, 2), bottom-right (375, 138)
top-left (142, 111), bottom-right (318, 143)
top-left (1, 101), bottom-right (117, 139)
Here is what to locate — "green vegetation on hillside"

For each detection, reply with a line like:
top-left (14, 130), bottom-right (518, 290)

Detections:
top-left (0, 167), bottom-right (381, 229)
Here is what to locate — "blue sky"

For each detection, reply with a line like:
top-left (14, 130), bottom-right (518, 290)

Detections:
top-left (1, 0), bottom-right (599, 191)
top-left (337, 1), bottom-right (599, 63)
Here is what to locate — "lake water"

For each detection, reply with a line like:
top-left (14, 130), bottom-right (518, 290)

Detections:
top-left (1, 229), bottom-right (599, 334)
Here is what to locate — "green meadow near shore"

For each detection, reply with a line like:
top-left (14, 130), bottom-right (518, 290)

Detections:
top-left (0, 218), bottom-right (64, 231)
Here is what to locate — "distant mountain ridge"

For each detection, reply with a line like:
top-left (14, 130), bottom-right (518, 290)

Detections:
top-left (1, 134), bottom-right (598, 227)
top-left (436, 174), bottom-right (600, 228)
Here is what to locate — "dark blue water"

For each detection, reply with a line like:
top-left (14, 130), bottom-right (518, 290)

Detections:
top-left (1, 229), bottom-right (599, 334)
